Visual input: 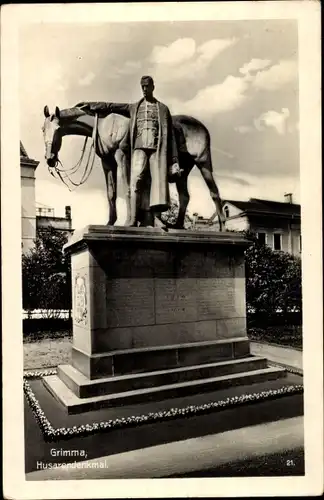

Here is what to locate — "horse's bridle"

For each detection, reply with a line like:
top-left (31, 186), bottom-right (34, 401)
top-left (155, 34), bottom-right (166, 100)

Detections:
top-left (48, 112), bottom-right (99, 192)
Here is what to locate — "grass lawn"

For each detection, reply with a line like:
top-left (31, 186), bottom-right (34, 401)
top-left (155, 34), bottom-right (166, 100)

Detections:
top-left (24, 333), bottom-right (71, 370)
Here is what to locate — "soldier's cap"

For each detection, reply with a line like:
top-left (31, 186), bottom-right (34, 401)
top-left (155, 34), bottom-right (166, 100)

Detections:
top-left (140, 75), bottom-right (154, 85)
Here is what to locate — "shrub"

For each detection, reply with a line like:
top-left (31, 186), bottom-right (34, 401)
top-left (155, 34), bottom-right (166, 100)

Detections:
top-left (22, 226), bottom-right (72, 318)
top-left (244, 231), bottom-right (302, 323)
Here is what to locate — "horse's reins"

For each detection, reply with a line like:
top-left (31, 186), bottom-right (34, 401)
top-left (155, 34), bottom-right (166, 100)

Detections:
top-left (49, 112), bottom-right (98, 192)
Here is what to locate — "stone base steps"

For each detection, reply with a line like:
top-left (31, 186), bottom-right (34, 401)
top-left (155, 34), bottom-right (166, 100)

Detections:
top-left (71, 337), bottom-right (251, 379)
top-left (57, 356), bottom-right (269, 398)
top-left (43, 363), bottom-right (286, 414)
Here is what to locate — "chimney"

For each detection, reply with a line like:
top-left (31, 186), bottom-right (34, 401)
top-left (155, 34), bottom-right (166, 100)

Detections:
top-left (65, 205), bottom-right (71, 219)
top-left (284, 193), bottom-right (293, 204)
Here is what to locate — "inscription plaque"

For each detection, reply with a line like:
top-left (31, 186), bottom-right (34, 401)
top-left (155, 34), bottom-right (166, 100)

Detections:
top-left (106, 278), bottom-right (155, 328)
top-left (198, 278), bottom-right (236, 320)
top-left (155, 278), bottom-right (198, 324)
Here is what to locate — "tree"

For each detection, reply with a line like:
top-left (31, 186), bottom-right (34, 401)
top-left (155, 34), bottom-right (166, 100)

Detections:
top-left (22, 226), bottom-right (72, 318)
top-left (244, 231), bottom-right (302, 321)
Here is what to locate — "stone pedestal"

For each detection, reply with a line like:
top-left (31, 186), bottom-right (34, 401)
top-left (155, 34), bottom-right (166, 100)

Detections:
top-left (43, 226), bottom-right (286, 413)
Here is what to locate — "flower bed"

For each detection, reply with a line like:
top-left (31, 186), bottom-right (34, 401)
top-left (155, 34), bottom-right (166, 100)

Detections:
top-left (24, 369), bottom-right (303, 443)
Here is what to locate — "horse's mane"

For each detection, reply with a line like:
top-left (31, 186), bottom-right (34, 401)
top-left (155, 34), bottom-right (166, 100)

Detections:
top-left (60, 106), bottom-right (86, 119)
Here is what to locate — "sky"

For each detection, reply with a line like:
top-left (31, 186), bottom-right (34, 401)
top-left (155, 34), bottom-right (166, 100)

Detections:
top-left (19, 19), bottom-right (300, 229)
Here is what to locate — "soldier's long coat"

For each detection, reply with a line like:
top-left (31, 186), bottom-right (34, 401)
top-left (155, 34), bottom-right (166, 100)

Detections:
top-left (105, 98), bottom-right (178, 211)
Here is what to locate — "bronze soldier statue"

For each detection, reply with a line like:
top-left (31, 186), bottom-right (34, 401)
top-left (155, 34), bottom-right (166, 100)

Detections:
top-left (79, 76), bottom-right (181, 227)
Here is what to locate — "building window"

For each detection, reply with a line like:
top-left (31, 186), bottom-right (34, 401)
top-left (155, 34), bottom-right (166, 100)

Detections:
top-left (274, 233), bottom-right (282, 251)
top-left (224, 206), bottom-right (230, 218)
top-left (257, 232), bottom-right (266, 245)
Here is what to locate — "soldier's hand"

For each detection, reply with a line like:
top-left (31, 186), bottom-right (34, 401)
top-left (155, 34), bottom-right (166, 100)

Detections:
top-left (76, 102), bottom-right (90, 111)
top-left (170, 163), bottom-right (183, 177)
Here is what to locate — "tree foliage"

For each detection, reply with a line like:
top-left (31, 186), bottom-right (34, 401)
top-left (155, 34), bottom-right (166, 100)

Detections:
top-left (22, 227), bottom-right (72, 317)
top-left (244, 231), bottom-right (302, 319)
top-left (160, 197), bottom-right (194, 228)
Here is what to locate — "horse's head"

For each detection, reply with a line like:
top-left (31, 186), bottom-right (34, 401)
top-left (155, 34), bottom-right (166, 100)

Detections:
top-left (42, 105), bottom-right (62, 168)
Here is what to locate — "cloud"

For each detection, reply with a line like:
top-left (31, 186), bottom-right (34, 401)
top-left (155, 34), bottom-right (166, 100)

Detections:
top-left (239, 58), bottom-right (272, 75)
top-left (116, 60), bottom-right (142, 76)
top-left (21, 60), bottom-right (67, 109)
top-left (217, 173), bottom-right (251, 186)
top-left (78, 72), bottom-right (96, 87)
top-left (172, 74), bottom-right (248, 118)
top-left (234, 125), bottom-right (254, 134)
top-left (253, 59), bottom-right (298, 91)
top-left (254, 108), bottom-right (290, 135)
top-left (220, 174), bottom-right (300, 205)
top-left (150, 38), bottom-right (196, 66)
top-left (287, 121), bottom-right (299, 134)
top-left (197, 38), bottom-right (237, 62)
top-left (150, 37), bottom-right (237, 83)
top-left (210, 146), bottom-right (235, 159)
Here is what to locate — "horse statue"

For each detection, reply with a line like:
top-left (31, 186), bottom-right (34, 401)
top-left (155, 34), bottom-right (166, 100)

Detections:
top-left (42, 105), bottom-right (225, 230)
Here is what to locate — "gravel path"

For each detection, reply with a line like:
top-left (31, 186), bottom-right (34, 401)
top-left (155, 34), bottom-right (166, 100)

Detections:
top-left (250, 342), bottom-right (303, 371)
top-left (26, 416), bottom-right (304, 480)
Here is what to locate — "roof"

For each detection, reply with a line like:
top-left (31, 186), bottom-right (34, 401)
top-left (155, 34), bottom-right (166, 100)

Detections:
top-left (223, 198), bottom-right (301, 218)
top-left (20, 141), bottom-right (39, 167)
top-left (20, 141), bottom-right (29, 158)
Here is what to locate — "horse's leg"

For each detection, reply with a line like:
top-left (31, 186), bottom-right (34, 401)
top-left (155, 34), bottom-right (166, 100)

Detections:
top-left (171, 154), bottom-right (193, 229)
top-left (102, 156), bottom-right (117, 226)
top-left (114, 148), bottom-right (131, 225)
top-left (174, 175), bottom-right (190, 229)
top-left (172, 162), bottom-right (192, 229)
top-left (197, 160), bottom-right (226, 231)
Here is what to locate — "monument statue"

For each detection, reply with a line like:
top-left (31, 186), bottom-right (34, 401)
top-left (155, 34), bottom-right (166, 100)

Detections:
top-left (40, 82), bottom-right (272, 418)
top-left (78, 76), bottom-right (182, 227)
top-left (42, 78), bottom-right (226, 230)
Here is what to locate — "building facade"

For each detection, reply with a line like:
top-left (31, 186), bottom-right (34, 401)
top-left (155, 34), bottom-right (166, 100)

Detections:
top-left (20, 142), bottom-right (39, 253)
top-left (36, 205), bottom-right (73, 237)
top-left (193, 195), bottom-right (301, 257)
top-left (20, 142), bottom-right (73, 254)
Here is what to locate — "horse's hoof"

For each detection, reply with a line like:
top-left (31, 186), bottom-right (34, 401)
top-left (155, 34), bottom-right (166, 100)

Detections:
top-left (124, 222), bottom-right (138, 227)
